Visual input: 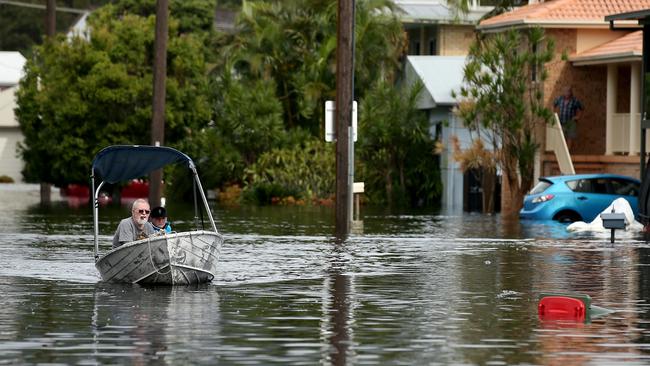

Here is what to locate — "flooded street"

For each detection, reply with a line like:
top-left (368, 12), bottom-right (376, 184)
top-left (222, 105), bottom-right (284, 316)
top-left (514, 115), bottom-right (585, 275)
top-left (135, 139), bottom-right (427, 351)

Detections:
top-left (2, 186), bottom-right (650, 365)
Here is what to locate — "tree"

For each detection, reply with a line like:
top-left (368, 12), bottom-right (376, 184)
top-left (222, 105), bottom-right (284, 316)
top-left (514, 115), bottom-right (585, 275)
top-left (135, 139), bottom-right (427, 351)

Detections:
top-left (223, 0), bottom-right (405, 135)
top-left (0, 0), bottom-right (109, 55)
top-left (358, 81), bottom-right (441, 207)
top-left (446, 0), bottom-right (526, 21)
top-left (455, 28), bottom-right (554, 218)
top-left (16, 4), bottom-right (211, 187)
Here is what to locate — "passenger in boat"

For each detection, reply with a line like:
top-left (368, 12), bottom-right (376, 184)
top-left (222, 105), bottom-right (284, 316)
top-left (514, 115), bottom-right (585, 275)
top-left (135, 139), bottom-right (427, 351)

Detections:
top-left (150, 206), bottom-right (172, 234)
top-left (112, 198), bottom-right (156, 249)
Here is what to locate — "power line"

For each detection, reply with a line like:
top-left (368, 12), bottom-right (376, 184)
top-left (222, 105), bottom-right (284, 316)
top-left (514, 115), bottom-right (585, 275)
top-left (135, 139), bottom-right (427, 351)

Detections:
top-left (0, 0), bottom-right (88, 14)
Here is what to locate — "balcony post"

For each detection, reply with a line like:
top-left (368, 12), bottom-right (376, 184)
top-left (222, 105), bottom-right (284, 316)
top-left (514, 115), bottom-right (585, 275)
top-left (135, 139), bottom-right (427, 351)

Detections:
top-left (606, 64), bottom-right (618, 155)
top-left (631, 62), bottom-right (641, 155)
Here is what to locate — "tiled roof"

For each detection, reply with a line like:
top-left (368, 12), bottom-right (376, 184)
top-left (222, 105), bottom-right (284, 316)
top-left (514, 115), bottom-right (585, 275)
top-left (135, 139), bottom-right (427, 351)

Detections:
top-left (395, 0), bottom-right (485, 24)
top-left (479, 0), bottom-right (650, 30)
top-left (571, 30), bottom-right (642, 65)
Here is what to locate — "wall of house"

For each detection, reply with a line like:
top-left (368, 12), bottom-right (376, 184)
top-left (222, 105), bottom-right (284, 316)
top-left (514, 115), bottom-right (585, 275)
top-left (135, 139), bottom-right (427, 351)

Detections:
top-left (576, 28), bottom-right (622, 53)
top-left (0, 127), bottom-right (23, 182)
top-left (543, 28), bottom-right (608, 155)
top-left (438, 25), bottom-right (475, 56)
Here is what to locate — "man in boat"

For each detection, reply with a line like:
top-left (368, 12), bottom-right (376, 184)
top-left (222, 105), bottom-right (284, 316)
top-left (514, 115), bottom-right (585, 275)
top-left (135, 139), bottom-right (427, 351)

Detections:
top-left (150, 206), bottom-right (172, 234)
top-left (112, 198), bottom-right (157, 248)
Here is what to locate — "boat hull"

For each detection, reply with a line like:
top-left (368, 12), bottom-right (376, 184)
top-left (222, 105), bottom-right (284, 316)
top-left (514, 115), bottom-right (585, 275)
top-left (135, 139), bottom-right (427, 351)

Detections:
top-left (96, 231), bottom-right (223, 285)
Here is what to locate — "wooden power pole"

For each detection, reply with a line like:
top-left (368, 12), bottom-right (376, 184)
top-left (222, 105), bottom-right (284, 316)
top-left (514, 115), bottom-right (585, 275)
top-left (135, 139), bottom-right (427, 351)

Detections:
top-left (149, 0), bottom-right (168, 208)
top-left (45, 0), bottom-right (56, 36)
top-left (335, 0), bottom-right (354, 239)
top-left (40, 0), bottom-right (56, 204)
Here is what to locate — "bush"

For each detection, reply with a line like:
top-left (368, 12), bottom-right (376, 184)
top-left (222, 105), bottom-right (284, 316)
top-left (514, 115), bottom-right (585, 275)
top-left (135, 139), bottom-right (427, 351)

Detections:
top-left (243, 138), bottom-right (335, 204)
top-left (0, 175), bottom-right (14, 183)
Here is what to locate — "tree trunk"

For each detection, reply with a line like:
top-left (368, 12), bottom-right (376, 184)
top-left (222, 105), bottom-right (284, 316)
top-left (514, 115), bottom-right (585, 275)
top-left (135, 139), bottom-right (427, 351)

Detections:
top-left (500, 170), bottom-right (524, 219)
top-left (385, 170), bottom-right (393, 207)
top-left (481, 168), bottom-right (495, 214)
top-left (40, 182), bottom-right (51, 204)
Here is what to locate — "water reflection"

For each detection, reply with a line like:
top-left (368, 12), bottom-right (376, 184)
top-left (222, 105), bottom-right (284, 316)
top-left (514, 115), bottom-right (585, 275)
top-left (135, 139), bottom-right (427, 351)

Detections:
top-left (91, 283), bottom-right (221, 365)
top-left (323, 242), bottom-right (353, 365)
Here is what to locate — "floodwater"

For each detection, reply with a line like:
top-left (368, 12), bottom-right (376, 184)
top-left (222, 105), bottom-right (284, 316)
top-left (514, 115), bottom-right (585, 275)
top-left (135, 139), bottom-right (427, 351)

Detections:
top-left (2, 186), bottom-right (650, 365)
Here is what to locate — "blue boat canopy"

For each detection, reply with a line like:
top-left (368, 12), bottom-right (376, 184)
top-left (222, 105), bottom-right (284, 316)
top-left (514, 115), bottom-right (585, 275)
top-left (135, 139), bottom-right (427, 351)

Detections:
top-left (92, 145), bottom-right (194, 184)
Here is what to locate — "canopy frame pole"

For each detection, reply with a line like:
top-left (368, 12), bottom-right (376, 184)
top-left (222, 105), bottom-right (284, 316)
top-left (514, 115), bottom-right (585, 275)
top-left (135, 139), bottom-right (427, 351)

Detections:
top-left (190, 163), bottom-right (218, 234)
top-left (193, 176), bottom-right (200, 230)
top-left (92, 174), bottom-right (105, 262)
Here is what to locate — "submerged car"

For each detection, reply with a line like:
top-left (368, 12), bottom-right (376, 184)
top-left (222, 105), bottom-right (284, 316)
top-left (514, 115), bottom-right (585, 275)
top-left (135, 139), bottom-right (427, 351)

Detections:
top-left (519, 173), bottom-right (640, 222)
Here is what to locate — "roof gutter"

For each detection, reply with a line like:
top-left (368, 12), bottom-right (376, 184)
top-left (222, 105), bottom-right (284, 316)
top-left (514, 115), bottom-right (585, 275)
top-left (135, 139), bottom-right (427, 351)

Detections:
top-left (571, 52), bottom-right (642, 66)
top-left (478, 20), bottom-right (634, 33)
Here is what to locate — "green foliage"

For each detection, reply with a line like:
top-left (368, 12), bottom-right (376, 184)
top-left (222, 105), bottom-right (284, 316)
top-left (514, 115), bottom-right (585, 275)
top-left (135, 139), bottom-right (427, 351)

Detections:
top-left (244, 139), bottom-right (335, 204)
top-left (173, 73), bottom-right (285, 194)
top-left (0, 175), bottom-right (14, 183)
top-left (107, 0), bottom-right (217, 34)
top-left (16, 3), bottom-right (211, 186)
top-left (0, 0), bottom-right (110, 55)
top-left (212, 73), bottom-right (285, 165)
top-left (13, 0), bottom-right (442, 208)
top-left (456, 27), bottom-right (554, 214)
top-left (446, 0), bottom-right (522, 21)
top-left (223, 0), bottom-right (405, 135)
top-left (357, 80), bottom-right (441, 207)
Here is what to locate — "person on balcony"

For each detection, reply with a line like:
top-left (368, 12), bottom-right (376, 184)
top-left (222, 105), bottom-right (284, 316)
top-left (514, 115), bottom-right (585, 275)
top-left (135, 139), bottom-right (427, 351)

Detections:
top-left (553, 86), bottom-right (584, 152)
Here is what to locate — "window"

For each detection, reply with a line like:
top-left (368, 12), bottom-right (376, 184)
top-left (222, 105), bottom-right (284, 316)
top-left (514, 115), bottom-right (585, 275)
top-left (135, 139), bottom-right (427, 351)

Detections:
top-left (567, 179), bottom-right (590, 193)
top-left (410, 41), bottom-right (420, 55)
top-left (530, 180), bottom-right (551, 194)
top-left (610, 178), bottom-right (639, 197)
top-left (591, 179), bottom-right (609, 194)
top-left (429, 39), bottom-right (437, 55)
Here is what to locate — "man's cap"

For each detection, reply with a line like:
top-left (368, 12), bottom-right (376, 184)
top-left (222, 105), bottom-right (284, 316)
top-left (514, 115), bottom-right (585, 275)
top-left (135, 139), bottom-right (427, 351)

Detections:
top-left (151, 206), bottom-right (167, 218)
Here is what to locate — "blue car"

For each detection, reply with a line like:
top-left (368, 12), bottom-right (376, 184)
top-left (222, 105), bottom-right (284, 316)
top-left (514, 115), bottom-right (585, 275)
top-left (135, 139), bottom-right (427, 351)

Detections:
top-left (520, 173), bottom-right (640, 222)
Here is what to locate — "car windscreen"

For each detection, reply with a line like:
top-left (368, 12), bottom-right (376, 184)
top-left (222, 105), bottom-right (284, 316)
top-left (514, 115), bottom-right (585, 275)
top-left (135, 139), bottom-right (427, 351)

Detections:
top-left (530, 179), bottom-right (552, 194)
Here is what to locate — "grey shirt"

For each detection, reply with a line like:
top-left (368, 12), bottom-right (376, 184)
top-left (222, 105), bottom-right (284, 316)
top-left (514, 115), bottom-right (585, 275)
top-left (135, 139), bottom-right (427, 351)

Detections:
top-left (112, 218), bottom-right (156, 249)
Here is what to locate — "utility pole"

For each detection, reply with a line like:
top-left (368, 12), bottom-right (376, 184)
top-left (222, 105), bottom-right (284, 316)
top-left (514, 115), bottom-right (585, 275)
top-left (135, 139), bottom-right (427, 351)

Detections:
top-left (335, 0), bottom-right (354, 239)
top-left (149, 0), bottom-right (168, 208)
top-left (40, 0), bottom-right (56, 204)
top-left (45, 0), bottom-right (55, 37)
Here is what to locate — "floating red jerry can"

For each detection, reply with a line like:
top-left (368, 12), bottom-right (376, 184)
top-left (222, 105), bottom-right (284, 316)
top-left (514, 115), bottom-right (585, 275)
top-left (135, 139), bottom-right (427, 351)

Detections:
top-left (538, 296), bottom-right (586, 322)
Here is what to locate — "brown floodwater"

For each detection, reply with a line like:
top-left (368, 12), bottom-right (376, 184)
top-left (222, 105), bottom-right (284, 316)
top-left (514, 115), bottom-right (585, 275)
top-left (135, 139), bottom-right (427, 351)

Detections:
top-left (2, 186), bottom-right (650, 365)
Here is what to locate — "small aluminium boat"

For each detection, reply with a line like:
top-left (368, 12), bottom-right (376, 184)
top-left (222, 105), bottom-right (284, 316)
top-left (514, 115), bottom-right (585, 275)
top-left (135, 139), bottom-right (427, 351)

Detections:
top-left (91, 145), bottom-right (224, 285)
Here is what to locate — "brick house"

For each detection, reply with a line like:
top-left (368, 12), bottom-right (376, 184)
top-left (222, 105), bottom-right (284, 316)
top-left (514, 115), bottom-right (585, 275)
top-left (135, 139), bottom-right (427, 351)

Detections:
top-left (478, 0), bottom-right (650, 182)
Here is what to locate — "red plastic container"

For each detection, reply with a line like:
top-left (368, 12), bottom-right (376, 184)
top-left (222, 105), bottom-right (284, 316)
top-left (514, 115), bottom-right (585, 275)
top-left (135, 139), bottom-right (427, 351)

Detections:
top-left (538, 296), bottom-right (586, 322)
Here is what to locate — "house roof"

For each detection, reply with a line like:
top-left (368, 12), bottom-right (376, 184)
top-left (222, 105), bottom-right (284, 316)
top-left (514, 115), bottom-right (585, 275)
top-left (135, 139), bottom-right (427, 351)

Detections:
top-left (0, 52), bottom-right (26, 87)
top-left (478, 0), bottom-right (650, 31)
top-left (571, 30), bottom-right (642, 65)
top-left (406, 56), bottom-right (466, 108)
top-left (395, 0), bottom-right (486, 25)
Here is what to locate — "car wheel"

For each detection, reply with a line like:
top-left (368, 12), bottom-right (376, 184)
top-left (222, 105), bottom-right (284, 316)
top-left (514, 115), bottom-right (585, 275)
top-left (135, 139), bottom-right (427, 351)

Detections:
top-left (554, 211), bottom-right (581, 223)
